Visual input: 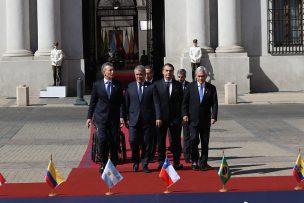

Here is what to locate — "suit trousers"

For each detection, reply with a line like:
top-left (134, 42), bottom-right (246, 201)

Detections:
top-left (157, 121), bottom-right (182, 165)
top-left (129, 118), bottom-right (151, 166)
top-left (52, 65), bottom-right (61, 86)
top-left (149, 124), bottom-right (157, 160)
top-left (191, 62), bottom-right (200, 81)
top-left (182, 123), bottom-right (191, 162)
top-left (95, 121), bottom-right (119, 166)
top-left (189, 123), bottom-right (210, 167)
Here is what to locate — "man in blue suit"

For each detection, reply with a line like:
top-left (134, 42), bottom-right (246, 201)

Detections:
top-left (182, 66), bottom-right (218, 171)
top-left (86, 62), bottom-right (124, 173)
top-left (124, 65), bottom-right (161, 173)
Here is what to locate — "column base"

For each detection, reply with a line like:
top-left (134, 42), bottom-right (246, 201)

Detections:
top-left (201, 46), bottom-right (214, 53)
top-left (34, 49), bottom-right (52, 56)
top-left (215, 45), bottom-right (245, 53)
top-left (3, 49), bottom-right (32, 57)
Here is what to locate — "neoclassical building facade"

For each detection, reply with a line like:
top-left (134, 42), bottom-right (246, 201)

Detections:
top-left (0, 0), bottom-right (303, 96)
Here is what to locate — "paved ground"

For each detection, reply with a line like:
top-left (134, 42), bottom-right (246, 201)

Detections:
top-left (0, 92), bottom-right (304, 182)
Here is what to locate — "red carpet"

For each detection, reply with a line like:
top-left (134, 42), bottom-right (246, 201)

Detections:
top-left (0, 126), bottom-right (301, 198)
top-left (114, 71), bottom-right (134, 89)
top-left (0, 168), bottom-right (299, 198)
top-left (74, 125), bottom-right (301, 195)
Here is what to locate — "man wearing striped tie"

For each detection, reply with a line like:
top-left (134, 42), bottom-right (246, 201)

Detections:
top-left (182, 66), bottom-right (218, 171)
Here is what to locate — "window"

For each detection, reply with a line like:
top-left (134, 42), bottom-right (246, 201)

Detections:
top-left (268, 0), bottom-right (304, 54)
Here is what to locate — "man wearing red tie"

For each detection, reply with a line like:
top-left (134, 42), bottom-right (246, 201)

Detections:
top-left (182, 66), bottom-right (218, 171)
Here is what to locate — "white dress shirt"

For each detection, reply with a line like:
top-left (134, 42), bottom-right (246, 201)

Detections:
top-left (104, 78), bottom-right (112, 95)
top-left (50, 48), bottom-right (64, 66)
top-left (189, 46), bottom-right (202, 63)
top-left (164, 79), bottom-right (173, 96)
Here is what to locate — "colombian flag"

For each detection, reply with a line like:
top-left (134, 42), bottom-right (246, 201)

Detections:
top-left (293, 153), bottom-right (304, 183)
top-left (45, 158), bottom-right (65, 189)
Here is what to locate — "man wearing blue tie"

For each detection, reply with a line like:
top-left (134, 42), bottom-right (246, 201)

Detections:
top-left (182, 66), bottom-right (218, 171)
top-left (124, 65), bottom-right (161, 173)
top-left (86, 62), bottom-right (124, 173)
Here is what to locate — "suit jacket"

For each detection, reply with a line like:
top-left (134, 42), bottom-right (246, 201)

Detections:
top-left (182, 81), bottom-right (218, 126)
top-left (182, 80), bottom-right (190, 92)
top-left (87, 79), bottom-right (123, 125)
top-left (124, 81), bottom-right (160, 127)
top-left (154, 79), bottom-right (183, 124)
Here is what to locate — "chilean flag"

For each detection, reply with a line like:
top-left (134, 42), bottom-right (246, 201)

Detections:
top-left (159, 158), bottom-right (180, 187)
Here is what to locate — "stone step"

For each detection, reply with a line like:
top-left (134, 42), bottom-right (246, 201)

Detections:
top-left (40, 86), bottom-right (66, 98)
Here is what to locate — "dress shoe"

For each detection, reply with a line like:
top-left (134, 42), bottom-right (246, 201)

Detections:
top-left (99, 166), bottom-right (104, 174)
top-left (191, 162), bottom-right (198, 170)
top-left (143, 165), bottom-right (150, 173)
top-left (200, 165), bottom-right (208, 171)
top-left (173, 164), bottom-right (183, 170)
top-left (133, 163), bottom-right (139, 172)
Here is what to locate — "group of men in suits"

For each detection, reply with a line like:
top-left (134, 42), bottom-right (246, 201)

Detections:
top-left (86, 62), bottom-right (218, 173)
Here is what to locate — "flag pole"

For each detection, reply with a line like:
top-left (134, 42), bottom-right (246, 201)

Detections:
top-left (294, 148), bottom-right (303, 190)
top-left (219, 184), bottom-right (228, 192)
top-left (105, 188), bottom-right (113, 196)
top-left (163, 151), bottom-right (171, 194)
top-left (48, 154), bottom-right (57, 197)
top-left (164, 187), bottom-right (171, 194)
top-left (294, 183), bottom-right (302, 190)
top-left (219, 150), bottom-right (228, 192)
top-left (104, 155), bottom-right (114, 195)
top-left (48, 188), bottom-right (57, 197)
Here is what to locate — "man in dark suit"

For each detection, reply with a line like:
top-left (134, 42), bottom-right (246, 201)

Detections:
top-left (86, 62), bottom-right (124, 173)
top-left (154, 63), bottom-right (184, 170)
top-left (144, 65), bottom-right (157, 163)
top-left (182, 66), bottom-right (218, 171)
top-left (124, 65), bottom-right (161, 173)
top-left (176, 69), bottom-right (191, 163)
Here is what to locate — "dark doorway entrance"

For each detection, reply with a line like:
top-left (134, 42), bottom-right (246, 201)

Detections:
top-left (83, 0), bottom-right (165, 90)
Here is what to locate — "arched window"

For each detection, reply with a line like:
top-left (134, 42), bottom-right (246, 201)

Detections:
top-left (268, 0), bottom-right (304, 54)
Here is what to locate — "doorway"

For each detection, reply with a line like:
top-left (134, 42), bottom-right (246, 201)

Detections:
top-left (83, 0), bottom-right (165, 90)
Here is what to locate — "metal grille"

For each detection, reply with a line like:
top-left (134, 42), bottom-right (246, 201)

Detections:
top-left (268, 0), bottom-right (304, 54)
top-left (146, 0), bottom-right (153, 64)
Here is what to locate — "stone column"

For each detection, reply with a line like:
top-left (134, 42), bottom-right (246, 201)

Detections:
top-left (216, 0), bottom-right (244, 53)
top-left (35, 0), bottom-right (61, 56)
top-left (3, 0), bottom-right (32, 57)
top-left (187, 0), bottom-right (213, 52)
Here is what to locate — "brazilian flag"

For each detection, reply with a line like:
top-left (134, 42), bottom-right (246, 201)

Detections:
top-left (218, 155), bottom-right (231, 184)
